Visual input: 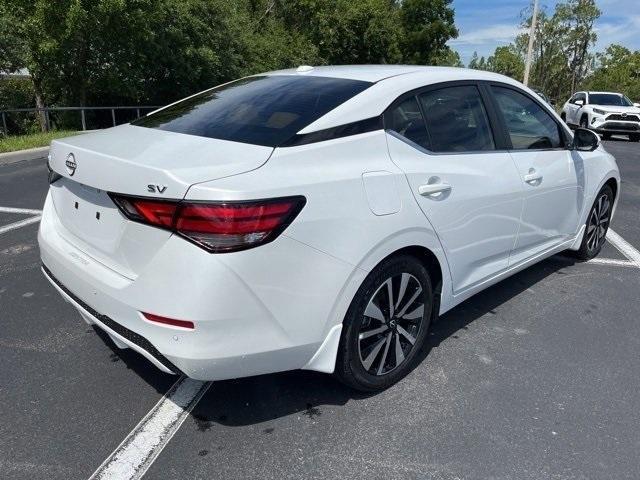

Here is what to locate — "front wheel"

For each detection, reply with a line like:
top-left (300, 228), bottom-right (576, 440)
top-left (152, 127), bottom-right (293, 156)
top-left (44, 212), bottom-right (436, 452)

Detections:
top-left (335, 255), bottom-right (433, 392)
top-left (580, 115), bottom-right (589, 129)
top-left (575, 185), bottom-right (613, 260)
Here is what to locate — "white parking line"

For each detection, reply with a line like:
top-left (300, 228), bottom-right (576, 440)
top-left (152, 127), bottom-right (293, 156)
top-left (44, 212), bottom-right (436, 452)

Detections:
top-left (607, 229), bottom-right (640, 269)
top-left (0, 216), bottom-right (41, 235)
top-left (0, 206), bottom-right (43, 215)
top-left (89, 376), bottom-right (212, 480)
top-left (588, 257), bottom-right (636, 268)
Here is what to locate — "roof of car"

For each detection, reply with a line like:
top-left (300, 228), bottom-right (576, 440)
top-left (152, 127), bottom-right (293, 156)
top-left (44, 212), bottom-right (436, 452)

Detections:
top-left (270, 65), bottom-right (530, 134)
top-left (264, 65), bottom-right (515, 84)
top-left (587, 91), bottom-right (623, 95)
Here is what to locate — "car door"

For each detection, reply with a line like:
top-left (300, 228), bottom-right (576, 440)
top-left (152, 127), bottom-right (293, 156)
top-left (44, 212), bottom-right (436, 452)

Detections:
top-left (567, 92), bottom-right (586, 125)
top-left (385, 83), bottom-right (523, 294)
top-left (488, 84), bottom-right (584, 265)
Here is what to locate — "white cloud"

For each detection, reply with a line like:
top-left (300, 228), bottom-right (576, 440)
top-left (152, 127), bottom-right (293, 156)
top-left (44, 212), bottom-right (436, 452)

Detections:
top-left (594, 15), bottom-right (640, 51)
top-left (449, 24), bottom-right (525, 46)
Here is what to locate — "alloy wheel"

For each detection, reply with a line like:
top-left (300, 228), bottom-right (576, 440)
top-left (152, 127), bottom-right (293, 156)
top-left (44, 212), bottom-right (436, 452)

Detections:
top-left (586, 192), bottom-right (611, 252)
top-left (357, 273), bottom-right (425, 376)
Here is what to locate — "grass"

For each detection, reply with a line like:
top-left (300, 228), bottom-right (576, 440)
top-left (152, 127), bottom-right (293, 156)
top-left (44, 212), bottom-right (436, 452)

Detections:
top-left (0, 130), bottom-right (79, 154)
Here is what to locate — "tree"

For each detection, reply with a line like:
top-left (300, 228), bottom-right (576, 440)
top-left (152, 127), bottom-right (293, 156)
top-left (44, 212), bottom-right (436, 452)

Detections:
top-left (0, 3), bottom-right (26, 73)
top-left (399, 0), bottom-right (458, 64)
top-left (517, 0), bottom-right (600, 101)
top-left (486, 46), bottom-right (524, 79)
top-left (0, 0), bottom-right (462, 117)
top-left (433, 47), bottom-right (463, 67)
top-left (586, 45), bottom-right (640, 101)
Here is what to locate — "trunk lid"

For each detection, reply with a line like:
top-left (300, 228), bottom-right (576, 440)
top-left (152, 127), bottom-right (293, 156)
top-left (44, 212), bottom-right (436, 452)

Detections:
top-left (47, 125), bottom-right (273, 279)
top-left (49, 124), bottom-right (273, 198)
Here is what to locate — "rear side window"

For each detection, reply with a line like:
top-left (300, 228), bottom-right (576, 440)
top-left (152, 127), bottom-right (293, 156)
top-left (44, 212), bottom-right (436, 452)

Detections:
top-left (386, 97), bottom-right (430, 149)
top-left (132, 76), bottom-right (371, 147)
top-left (492, 86), bottom-right (562, 150)
top-left (419, 86), bottom-right (495, 153)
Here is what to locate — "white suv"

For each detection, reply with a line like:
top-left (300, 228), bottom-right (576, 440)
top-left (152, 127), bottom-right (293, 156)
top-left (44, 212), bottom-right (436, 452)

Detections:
top-left (561, 91), bottom-right (640, 141)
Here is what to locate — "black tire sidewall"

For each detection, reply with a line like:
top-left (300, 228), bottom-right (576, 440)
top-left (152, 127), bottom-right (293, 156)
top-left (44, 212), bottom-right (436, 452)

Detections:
top-left (577, 185), bottom-right (614, 260)
top-left (336, 255), bottom-right (433, 392)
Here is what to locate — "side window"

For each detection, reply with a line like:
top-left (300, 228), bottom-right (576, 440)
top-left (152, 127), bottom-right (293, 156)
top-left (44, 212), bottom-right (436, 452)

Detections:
top-left (418, 85), bottom-right (495, 152)
top-left (492, 86), bottom-right (562, 150)
top-left (576, 92), bottom-right (586, 104)
top-left (386, 97), bottom-right (430, 149)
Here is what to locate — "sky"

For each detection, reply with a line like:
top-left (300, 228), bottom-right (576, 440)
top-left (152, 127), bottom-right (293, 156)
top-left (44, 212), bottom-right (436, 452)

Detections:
top-left (448, 0), bottom-right (640, 65)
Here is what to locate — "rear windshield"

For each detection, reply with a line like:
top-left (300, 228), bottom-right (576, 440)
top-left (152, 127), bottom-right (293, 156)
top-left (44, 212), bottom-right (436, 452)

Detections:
top-left (132, 75), bottom-right (372, 147)
top-left (588, 94), bottom-right (632, 106)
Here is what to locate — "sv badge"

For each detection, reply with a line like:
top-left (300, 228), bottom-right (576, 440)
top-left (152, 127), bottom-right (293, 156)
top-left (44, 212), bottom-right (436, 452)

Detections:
top-left (147, 184), bottom-right (167, 194)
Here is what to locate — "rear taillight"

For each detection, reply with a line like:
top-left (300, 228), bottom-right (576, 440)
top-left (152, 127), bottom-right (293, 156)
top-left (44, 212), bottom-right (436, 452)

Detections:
top-left (109, 194), bottom-right (306, 253)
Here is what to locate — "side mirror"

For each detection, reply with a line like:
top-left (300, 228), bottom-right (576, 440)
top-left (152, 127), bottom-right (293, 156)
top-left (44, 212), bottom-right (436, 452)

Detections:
top-left (573, 128), bottom-right (600, 152)
top-left (574, 99), bottom-right (584, 106)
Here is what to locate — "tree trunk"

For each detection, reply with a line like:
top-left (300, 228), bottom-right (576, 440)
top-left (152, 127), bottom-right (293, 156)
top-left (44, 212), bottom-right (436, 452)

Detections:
top-left (32, 77), bottom-right (47, 133)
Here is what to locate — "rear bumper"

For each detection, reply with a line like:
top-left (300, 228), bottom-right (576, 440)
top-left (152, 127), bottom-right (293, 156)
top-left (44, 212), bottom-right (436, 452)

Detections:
top-left (42, 264), bottom-right (183, 375)
top-left (38, 190), bottom-right (357, 380)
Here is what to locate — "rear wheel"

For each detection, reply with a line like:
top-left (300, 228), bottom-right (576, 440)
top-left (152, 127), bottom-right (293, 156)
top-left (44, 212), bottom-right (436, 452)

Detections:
top-left (335, 255), bottom-right (433, 392)
top-left (602, 132), bottom-right (612, 140)
top-left (575, 185), bottom-right (613, 260)
top-left (630, 133), bottom-right (640, 142)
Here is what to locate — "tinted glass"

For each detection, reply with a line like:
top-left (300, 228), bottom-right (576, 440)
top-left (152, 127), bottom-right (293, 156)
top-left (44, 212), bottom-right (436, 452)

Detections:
top-left (133, 76), bottom-right (371, 147)
top-left (419, 85), bottom-right (495, 152)
top-left (386, 97), bottom-right (430, 149)
top-left (492, 86), bottom-right (562, 150)
top-left (574, 92), bottom-right (586, 103)
top-left (588, 94), bottom-right (632, 106)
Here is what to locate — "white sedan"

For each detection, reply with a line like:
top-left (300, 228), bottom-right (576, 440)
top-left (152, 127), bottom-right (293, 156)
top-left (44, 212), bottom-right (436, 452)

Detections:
top-left (40, 66), bottom-right (620, 391)
top-left (561, 90), bottom-right (640, 141)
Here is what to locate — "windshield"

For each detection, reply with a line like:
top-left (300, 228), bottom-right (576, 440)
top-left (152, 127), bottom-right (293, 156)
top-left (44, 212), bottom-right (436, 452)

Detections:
top-left (132, 75), bottom-right (372, 147)
top-left (588, 94), bottom-right (633, 106)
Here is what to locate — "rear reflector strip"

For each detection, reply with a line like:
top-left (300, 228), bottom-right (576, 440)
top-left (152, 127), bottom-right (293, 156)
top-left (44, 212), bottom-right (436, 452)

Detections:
top-left (142, 312), bottom-right (195, 330)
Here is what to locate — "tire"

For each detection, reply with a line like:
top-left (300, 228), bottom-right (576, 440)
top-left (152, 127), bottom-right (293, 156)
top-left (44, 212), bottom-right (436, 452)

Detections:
top-left (574, 185), bottom-right (614, 261)
top-left (560, 112), bottom-right (567, 123)
top-left (630, 133), bottom-right (640, 142)
top-left (335, 254), bottom-right (433, 392)
top-left (580, 115), bottom-right (589, 129)
top-left (602, 132), bottom-right (612, 140)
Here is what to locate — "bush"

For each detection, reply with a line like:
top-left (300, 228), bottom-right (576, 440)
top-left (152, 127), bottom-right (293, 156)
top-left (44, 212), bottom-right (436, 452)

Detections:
top-left (0, 77), bottom-right (39, 135)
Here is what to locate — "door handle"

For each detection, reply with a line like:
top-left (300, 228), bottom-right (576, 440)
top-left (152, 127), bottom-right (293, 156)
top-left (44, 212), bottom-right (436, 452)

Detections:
top-left (524, 170), bottom-right (543, 184)
top-left (418, 182), bottom-right (452, 196)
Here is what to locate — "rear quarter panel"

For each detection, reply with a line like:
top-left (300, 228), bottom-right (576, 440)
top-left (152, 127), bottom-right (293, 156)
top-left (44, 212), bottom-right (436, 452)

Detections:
top-left (185, 130), bottom-right (452, 337)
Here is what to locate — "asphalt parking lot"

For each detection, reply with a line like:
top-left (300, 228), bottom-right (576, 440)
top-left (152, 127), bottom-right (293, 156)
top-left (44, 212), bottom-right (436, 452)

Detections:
top-left (1, 139), bottom-right (639, 480)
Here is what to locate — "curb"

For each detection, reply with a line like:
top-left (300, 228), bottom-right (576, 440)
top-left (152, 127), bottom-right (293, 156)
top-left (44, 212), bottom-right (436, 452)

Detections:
top-left (0, 146), bottom-right (50, 166)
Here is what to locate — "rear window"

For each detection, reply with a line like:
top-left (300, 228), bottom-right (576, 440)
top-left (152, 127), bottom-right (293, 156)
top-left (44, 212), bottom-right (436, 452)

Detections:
top-left (132, 76), bottom-right (372, 147)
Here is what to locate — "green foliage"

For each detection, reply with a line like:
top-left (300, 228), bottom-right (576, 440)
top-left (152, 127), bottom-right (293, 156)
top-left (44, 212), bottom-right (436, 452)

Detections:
top-left (468, 51), bottom-right (487, 70)
top-left (0, 0), bottom-right (460, 109)
top-left (486, 46), bottom-right (524, 80)
top-left (586, 45), bottom-right (640, 101)
top-left (0, 129), bottom-right (78, 153)
top-left (0, 77), bottom-right (38, 134)
top-left (0, 77), bottom-right (34, 109)
top-left (0, 3), bottom-right (26, 73)
top-left (400, 0), bottom-right (458, 65)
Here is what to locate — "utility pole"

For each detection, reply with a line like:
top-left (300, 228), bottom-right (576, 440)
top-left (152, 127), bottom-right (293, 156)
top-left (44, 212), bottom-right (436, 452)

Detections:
top-left (523, 0), bottom-right (539, 86)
